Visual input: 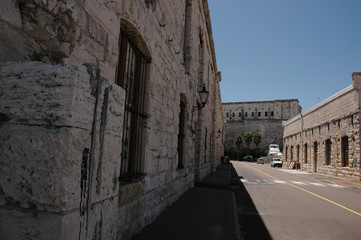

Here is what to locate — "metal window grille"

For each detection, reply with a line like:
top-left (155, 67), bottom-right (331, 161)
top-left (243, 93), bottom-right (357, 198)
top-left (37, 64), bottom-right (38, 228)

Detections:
top-left (117, 30), bottom-right (149, 182)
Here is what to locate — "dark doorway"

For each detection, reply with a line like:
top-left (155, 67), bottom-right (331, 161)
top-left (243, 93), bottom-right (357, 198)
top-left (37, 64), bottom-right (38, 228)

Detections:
top-left (313, 142), bottom-right (318, 172)
top-left (296, 145), bottom-right (300, 162)
top-left (341, 136), bottom-right (349, 167)
top-left (177, 97), bottom-right (186, 169)
top-left (325, 139), bottom-right (331, 165)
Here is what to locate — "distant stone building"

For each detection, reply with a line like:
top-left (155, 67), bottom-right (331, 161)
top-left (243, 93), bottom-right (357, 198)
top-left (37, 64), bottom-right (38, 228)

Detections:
top-left (283, 73), bottom-right (361, 180)
top-left (0, 1), bottom-right (224, 239)
top-left (223, 100), bottom-right (301, 158)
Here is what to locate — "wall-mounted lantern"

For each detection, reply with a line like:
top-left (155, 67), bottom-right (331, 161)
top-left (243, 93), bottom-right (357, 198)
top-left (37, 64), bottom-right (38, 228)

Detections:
top-left (216, 129), bottom-right (221, 138)
top-left (198, 85), bottom-right (209, 107)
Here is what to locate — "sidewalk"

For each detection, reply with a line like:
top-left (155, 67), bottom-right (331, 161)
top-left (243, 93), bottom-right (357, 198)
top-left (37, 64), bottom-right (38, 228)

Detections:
top-left (133, 164), bottom-right (240, 240)
top-left (309, 172), bottom-right (361, 188)
top-left (283, 167), bottom-right (361, 188)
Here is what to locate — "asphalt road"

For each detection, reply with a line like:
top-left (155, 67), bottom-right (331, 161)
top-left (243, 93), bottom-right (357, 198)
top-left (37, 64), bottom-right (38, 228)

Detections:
top-left (231, 161), bottom-right (361, 240)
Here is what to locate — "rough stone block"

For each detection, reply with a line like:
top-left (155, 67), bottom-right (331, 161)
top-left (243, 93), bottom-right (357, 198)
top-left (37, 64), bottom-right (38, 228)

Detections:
top-left (0, 61), bottom-right (125, 212)
top-left (0, 125), bottom-right (88, 212)
top-left (82, 196), bottom-right (119, 240)
top-left (0, 61), bottom-right (125, 133)
top-left (0, 208), bottom-right (78, 240)
top-left (0, 0), bottom-right (22, 27)
top-left (0, 62), bottom-right (93, 129)
top-left (0, 196), bottom-right (118, 240)
top-left (84, 0), bottom-right (120, 37)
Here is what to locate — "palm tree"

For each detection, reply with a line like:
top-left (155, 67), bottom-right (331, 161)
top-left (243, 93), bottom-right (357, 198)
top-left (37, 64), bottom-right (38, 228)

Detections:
top-left (253, 132), bottom-right (262, 158)
top-left (244, 131), bottom-right (253, 156)
top-left (234, 134), bottom-right (243, 160)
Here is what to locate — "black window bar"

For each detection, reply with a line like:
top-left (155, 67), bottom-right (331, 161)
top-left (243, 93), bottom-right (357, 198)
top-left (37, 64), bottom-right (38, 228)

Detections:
top-left (117, 30), bottom-right (149, 182)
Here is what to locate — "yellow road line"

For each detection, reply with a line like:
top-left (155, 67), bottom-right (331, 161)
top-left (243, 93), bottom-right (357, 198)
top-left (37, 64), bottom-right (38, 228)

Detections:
top-left (240, 162), bottom-right (361, 217)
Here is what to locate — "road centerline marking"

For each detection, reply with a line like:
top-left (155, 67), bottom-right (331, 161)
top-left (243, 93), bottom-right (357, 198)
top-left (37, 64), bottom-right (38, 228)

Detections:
top-left (240, 162), bottom-right (361, 217)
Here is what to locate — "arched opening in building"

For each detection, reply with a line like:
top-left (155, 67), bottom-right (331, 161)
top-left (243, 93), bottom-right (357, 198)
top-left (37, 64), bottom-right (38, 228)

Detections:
top-left (341, 136), bottom-right (349, 167)
top-left (304, 143), bottom-right (308, 163)
top-left (313, 141), bottom-right (318, 172)
top-left (325, 139), bottom-right (331, 165)
top-left (117, 19), bottom-right (151, 182)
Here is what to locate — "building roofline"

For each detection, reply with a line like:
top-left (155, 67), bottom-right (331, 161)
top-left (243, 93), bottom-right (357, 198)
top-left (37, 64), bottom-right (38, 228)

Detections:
top-left (222, 99), bottom-right (300, 105)
top-left (282, 85), bottom-right (354, 127)
top-left (202, 0), bottom-right (217, 74)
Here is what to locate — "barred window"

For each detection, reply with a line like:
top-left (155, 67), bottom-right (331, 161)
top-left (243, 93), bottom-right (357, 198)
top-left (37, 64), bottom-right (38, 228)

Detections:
top-left (117, 30), bottom-right (149, 182)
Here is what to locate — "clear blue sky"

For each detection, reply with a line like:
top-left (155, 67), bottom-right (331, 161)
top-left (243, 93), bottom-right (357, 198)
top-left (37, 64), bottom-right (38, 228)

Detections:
top-left (208, 0), bottom-right (361, 111)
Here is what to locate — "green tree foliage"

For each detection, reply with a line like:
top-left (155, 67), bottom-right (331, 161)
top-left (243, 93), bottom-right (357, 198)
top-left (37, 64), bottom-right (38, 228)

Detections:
top-left (253, 132), bottom-right (262, 148)
top-left (253, 132), bottom-right (262, 157)
top-left (243, 155), bottom-right (253, 162)
top-left (234, 134), bottom-right (243, 149)
top-left (244, 131), bottom-right (253, 148)
top-left (234, 134), bottom-right (243, 160)
top-left (244, 131), bottom-right (253, 155)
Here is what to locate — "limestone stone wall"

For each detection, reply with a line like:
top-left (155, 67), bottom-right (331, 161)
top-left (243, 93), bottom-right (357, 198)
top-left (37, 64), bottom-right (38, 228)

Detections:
top-left (0, 62), bottom-right (124, 239)
top-left (223, 100), bottom-right (301, 157)
top-left (225, 119), bottom-right (284, 153)
top-left (223, 100), bottom-right (301, 121)
top-left (117, 1), bottom-right (224, 238)
top-left (0, 0), bottom-right (121, 80)
top-left (283, 73), bottom-right (361, 180)
top-left (0, 0), bottom-right (224, 239)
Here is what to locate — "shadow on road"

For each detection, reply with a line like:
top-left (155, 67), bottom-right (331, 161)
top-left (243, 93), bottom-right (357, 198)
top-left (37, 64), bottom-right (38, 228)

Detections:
top-left (228, 163), bottom-right (272, 240)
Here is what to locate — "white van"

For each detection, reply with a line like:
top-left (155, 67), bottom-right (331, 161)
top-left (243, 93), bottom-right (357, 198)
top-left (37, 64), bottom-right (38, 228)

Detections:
top-left (269, 144), bottom-right (280, 155)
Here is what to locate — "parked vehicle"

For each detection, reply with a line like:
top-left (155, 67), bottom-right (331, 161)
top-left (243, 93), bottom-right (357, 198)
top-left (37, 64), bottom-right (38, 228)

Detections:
top-left (268, 144), bottom-right (283, 157)
top-left (271, 158), bottom-right (283, 168)
top-left (257, 158), bottom-right (264, 164)
top-left (269, 144), bottom-right (280, 154)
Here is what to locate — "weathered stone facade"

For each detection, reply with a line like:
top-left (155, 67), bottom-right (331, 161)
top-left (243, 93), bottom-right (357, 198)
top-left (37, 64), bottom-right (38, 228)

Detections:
top-left (283, 73), bottom-right (361, 180)
top-left (223, 100), bottom-right (301, 157)
top-left (0, 1), bottom-right (224, 239)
